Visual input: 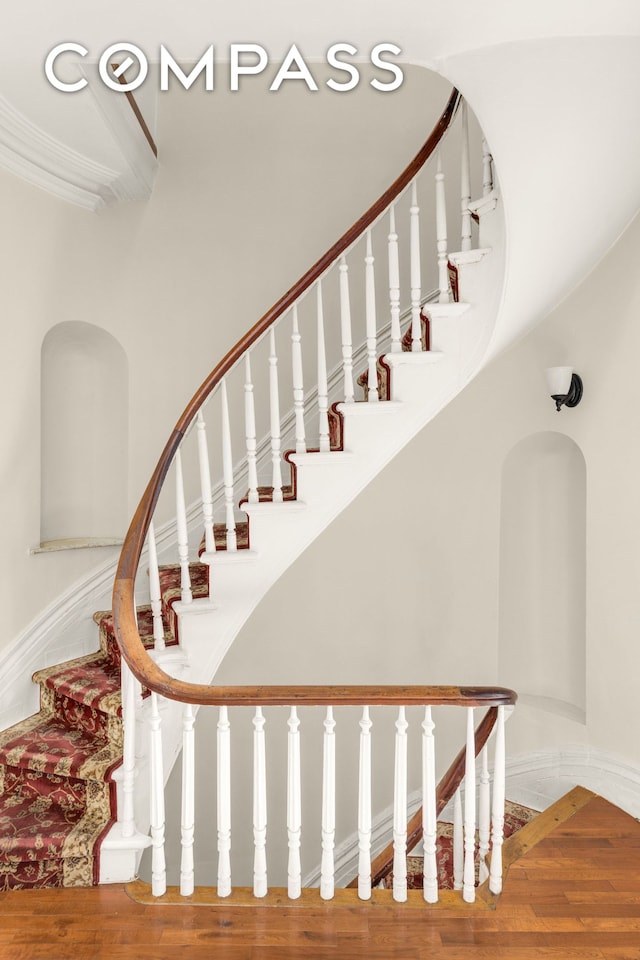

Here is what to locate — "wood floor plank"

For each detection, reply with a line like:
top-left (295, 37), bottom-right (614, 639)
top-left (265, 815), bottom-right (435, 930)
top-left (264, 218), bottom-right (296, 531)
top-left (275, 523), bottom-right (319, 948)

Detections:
top-left (0, 793), bottom-right (639, 959)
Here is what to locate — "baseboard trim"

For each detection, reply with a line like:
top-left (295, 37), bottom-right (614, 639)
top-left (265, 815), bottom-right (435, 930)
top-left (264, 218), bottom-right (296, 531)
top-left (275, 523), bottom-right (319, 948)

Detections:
top-left (0, 550), bottom-right (120, 728)
top-left (505, 746), bottom-right (640, 819)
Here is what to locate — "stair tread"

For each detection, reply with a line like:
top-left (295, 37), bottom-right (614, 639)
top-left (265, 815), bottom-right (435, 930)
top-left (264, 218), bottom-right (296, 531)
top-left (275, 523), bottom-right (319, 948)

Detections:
top-left (157, 562), bottom-right (209, 593)
top-left (0, 791), bottom-right (107, 862)
top-left (95, 606), bottom-right (176, 663)
top-left (0, 714), bottom-right (121, 782)
top-left (33, 653), bottom-right (122, 717)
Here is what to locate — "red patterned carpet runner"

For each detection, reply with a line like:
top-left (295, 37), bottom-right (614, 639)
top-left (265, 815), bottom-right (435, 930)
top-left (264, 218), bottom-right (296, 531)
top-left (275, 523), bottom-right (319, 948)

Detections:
top-left (0, 562), bottom-right (207, 890)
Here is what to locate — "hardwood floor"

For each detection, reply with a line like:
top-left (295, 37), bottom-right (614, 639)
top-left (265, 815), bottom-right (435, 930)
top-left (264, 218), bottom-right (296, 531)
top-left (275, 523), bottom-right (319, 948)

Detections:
top-left (1, 792), bottom-right (640, 959)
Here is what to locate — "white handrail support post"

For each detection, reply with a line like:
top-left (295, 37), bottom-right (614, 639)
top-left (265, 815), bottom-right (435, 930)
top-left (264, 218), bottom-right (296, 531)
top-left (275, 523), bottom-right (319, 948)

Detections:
top-left (287, 706), bottom-right (302, 899)
top-left (220, 378), bottom-right (238, 551)
top-left (291, 306), bottom-right (307, 453)
top-left (365, 231), bottom-right (379, 401)
top-left (197, 410), bottom-right (215, 555)
top-left (268, 329), bottom-right (284, 502)
top-left (339, 257), bottom-right (355, 401)
top-left (478, 743), bottom-right (491, 883)
top-left (435, 151), bottom-right (450, 303)
top-left (253, 707), bottom-right (268, 897)
top-left (422, 706), bottom-right (438, 903)
top-left (175, 447), bottom-right (192, 604)
top-left (119, 660), bottom-right (137, 840)
top-left (147, 520), bottom-right (165, 651)
top-left (244, 354), bottom-right (259, 504)
top-left (357, 706), bottom-right (372, 899)
top-left (388, 205), bottom-right (401, 352)
top-left (463, 707), bottom-right (477, 903)
top-left (180, 703), bottom-right (196, 896)
top-left (317, 281), bottom-right (330, 451)
top-left (489, 705), bottom-right (506, 895)
top-left (320, 706), bottom-right (336, 900)
top-left (410, 180), bottom-right (422, 351)
top-left (149, 692), bottom-right (167, 897)
top-left (392, 706), bottom-right (408, 902)
top-left (460, 100), bottom-right (472, 252)
top-left (217, 706), bottom-right (232, 897)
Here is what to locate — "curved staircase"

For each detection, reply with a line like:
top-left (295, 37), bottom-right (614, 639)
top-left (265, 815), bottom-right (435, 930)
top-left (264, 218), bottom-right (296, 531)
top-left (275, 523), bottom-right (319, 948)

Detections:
top-left (1, 90), bottom-right (512, 892)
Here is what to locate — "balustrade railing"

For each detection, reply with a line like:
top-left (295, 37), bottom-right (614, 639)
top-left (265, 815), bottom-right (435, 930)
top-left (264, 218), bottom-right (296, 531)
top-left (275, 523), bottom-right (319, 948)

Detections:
top-left (111, 87), bottom-right (505, 906)
top-left (142, 689), bottom-right (514, 902)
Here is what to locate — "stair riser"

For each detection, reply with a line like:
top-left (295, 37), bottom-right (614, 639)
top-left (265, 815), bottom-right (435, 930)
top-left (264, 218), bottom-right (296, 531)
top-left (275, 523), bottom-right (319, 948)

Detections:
top-left (41, 688), bottom-right (122, 748)
top-left (0, 856), bottom-right (95, 890)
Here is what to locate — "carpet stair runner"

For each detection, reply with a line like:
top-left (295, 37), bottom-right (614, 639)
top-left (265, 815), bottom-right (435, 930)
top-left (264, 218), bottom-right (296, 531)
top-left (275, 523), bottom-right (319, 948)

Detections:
top-left (0, 568), bottom-right (201, 889)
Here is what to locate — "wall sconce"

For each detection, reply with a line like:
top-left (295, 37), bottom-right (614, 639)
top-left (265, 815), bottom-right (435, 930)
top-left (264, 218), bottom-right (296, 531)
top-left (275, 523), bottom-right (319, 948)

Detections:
top-left (545, 366), bottom-right (583, 412)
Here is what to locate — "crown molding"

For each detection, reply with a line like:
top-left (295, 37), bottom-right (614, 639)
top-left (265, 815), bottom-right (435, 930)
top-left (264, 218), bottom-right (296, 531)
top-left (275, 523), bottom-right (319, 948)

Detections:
top-left (78, 65), bottom-right (158, 203)
top-left (0, 84), bottom-right (158, 211)
top-left (0, 94), bottom-right (121, 210)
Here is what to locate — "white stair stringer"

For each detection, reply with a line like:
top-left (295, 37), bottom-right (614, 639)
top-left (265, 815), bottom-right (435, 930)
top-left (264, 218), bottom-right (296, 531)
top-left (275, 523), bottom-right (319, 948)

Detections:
top-left (99, 193), bottom-right (505, 882)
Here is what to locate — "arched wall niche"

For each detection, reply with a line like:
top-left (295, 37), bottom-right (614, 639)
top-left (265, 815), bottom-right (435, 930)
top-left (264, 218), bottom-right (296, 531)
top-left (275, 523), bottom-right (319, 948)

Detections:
top-left (40, 321), bottom-right (128, 545)
top-left (498, 431), bottom-right (586, 723)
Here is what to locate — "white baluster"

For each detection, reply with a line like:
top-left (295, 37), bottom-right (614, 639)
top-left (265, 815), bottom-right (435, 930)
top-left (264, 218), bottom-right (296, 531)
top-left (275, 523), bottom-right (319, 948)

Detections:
top-left (410, 180), bottom-right (422, 351)
top-left (453, 787), bottom-right (463, 891)
top-left (147, 520), bottom-right (165, 651)
top-left (220, 378), bottom-right (237, 551)
top-left (478, 744), bottom-right (491, 883)
top-left (291, 307), bottom-right (307, 454)
top-left (422, 706), bottom-right (438, 903)
top-left (320, 706), bottom-right (336, 900)
top-left (149, 692), bottom-right (167, 897)
top-left (244, 355), bottom-right (259, 505)
top-left (357, 705), bottom-right (372, 899)
top-left (339, 257), bottom-right (355, 402)
top-left (365, 230), bottom-right (379, 400)
top-left (253, 707), bottom-right (268, 897)
top-left (392, 706), bottom-right (408, 902)
top-left (119, 660), bottom-right (137, 839)
top-left (317, 281), bottom-right (330, 451)
top-left (175, 447), bottom-right (192, 603)
top-left (180, 703), bottom-right (196, 896)
top-left (463, 707), bottom-right (477, 903)
top-left (435, 151), bottom-right (450, 303)
top-left (482, 138), bottom-right (493, 196)
top-left (268, 329), bottom-right (284, 502)
top-left (197, 410), bottom-right (215, 555)
top-left (287, 707), bottom-right (302, 899)
top-left (388, 206), bottom-right (401, 353)
top-left (460, 101), bottom-right (472, 252)
top-left (489, 706), bottom-right (506, 895)
top-left (217, 706), bottom-right (232, 897)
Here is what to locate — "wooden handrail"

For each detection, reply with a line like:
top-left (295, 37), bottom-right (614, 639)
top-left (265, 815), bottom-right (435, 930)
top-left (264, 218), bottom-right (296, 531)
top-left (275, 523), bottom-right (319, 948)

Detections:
top-left (358, 705), bottom-right (500, 889)
top-left (112, 88), bottom-right (463, 703)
